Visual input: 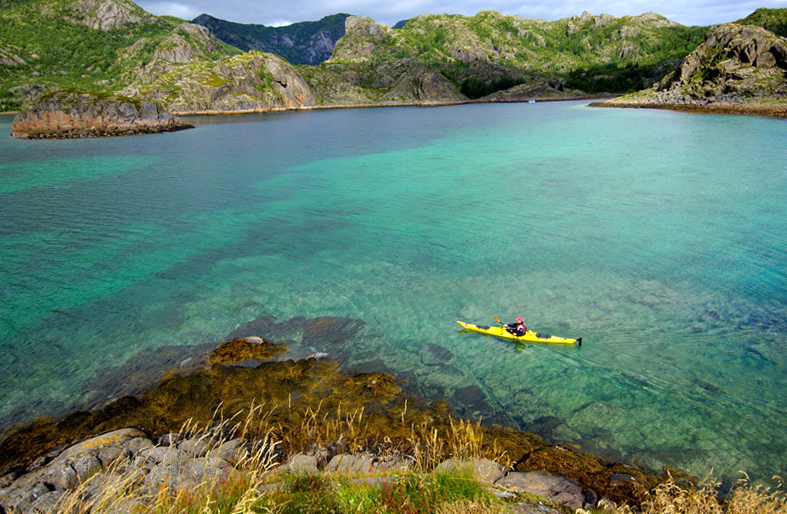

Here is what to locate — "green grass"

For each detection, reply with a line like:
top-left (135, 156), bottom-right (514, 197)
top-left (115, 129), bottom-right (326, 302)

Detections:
top-left (268, 469), bottom-right (498, 514)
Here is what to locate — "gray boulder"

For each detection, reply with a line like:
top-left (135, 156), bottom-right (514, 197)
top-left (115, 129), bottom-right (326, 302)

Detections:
top-left (495, 471), bottom-right (596, 510)
top-left (326, 453), bottom-right (411, 474)
top-left (435, 458), bottom-right (506, 485)
top-left (278, 453), bottom-right (319, 474)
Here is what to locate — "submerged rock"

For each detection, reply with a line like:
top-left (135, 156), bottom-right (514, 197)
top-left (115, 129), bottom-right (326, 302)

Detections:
top-left (11, 91), bottom-right (193, 139)
top-left (209, 337), bottom-right (288, 364)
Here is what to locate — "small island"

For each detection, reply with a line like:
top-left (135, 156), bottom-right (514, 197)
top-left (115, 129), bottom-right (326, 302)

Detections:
top-left (11, 91), bottom-right (193, 139)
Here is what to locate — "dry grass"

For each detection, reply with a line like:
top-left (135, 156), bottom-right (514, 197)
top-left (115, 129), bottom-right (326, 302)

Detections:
top-left (53, 406), bottom-right (281, 514)
top-left (608, 472), bottom-right (787, 514)
top-left (46, 403), bottom-right (786, 514)
top-left (48, 402), bottom-right (506, 514)
top-left (726, 474), bottom-right (786, 514)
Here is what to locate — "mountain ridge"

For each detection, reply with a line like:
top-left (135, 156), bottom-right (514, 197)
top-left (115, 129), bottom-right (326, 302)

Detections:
top-left (191, 13), bottom-right (350, 65)
top-left (1, 1), bottom-right (786, 116)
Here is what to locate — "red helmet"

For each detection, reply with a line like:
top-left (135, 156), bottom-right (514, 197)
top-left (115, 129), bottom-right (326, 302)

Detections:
top-left (516, 317), bottom-right (523, 322)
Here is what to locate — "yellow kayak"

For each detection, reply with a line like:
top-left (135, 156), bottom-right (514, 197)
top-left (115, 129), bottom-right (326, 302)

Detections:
top-left (457, 321), bottom-right (582, 346)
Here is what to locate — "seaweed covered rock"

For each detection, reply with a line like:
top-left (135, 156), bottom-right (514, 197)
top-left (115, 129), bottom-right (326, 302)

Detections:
top-left (11, 91), bottom-right (193, 139)
top-left (209, 337), bottom-right (288, 364)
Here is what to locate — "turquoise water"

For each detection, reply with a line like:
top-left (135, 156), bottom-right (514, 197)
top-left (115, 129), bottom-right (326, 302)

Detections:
top-left (1, 102), bottom-right (786, 484)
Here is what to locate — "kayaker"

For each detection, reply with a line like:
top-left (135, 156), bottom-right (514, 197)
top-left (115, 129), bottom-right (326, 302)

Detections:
top-left (507, 317), bottom-right (527, 336)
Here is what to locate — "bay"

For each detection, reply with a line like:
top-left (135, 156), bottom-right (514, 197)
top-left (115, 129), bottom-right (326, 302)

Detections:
top-left (0, 101), bottom-right (785, 484)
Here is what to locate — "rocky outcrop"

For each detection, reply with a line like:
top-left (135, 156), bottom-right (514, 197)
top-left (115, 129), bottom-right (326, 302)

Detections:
top-left (301, 59), bottom-right (466, 105)
top-left (11, 91), bottom-right (193, 139)
top-left (68, 0), bottom-right (155, 30)
top-left (329, 16), bottom-right (395, 62)
top-left (377, 60), bottom-right (465, 102)
top-left (660, 23), bottom-right (787, 99)
top-left (598, 23), bottom-right (787, 107)
top-left (0, 427), bottom-right (260, 514)
top-left (151, 23), bottom-right (223, 64)
top-left (125, 51), bottom-right (317, 114)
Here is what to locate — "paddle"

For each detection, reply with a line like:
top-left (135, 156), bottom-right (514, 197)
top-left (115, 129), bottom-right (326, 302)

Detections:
top-left (494, 316), bottom-right (512, 335)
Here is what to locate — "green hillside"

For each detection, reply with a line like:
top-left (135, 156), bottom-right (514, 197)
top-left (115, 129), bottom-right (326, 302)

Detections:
top-left (0, 0), bottom-right (240, 111)
top-left (328, 11), bottom-right (707, 96)
top-left (737, 7), bottom-right (787, 37)
top-left (3, 1), bottom-right (785, 113)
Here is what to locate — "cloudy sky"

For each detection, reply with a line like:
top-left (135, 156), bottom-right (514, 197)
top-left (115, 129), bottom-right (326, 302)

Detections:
top-left (137, 0), bottom-right (787, 28)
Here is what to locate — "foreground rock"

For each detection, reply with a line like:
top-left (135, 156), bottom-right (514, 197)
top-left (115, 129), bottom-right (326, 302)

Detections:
top-left (11, 91), bottom-right (193, 139)
top-left (0, 428), bottom-right (600, 514)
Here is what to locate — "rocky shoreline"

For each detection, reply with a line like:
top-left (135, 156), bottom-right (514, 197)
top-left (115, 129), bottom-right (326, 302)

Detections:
top-left (0, 424), bottom-right (609, 514)
top-left (589, 99), bottom-right (787, 118)
top-left (0, 336), bottom-right (661, 513)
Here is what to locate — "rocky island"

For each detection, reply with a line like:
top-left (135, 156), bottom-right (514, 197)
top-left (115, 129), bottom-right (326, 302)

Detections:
top-left (11, 91), bottom-right (193, 139)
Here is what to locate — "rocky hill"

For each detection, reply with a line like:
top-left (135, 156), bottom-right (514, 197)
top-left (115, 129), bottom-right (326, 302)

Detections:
top-left (3, 1), bottom-right (787, 116)
top-left (192, 13), bottom-right (350, 65)
top-left (122, 50), bottom-right (316, 113)
top-left (593, 23), bottom-right (787, 114)
top-left (0, 0), bottom-right (240, 111)
top-left (0, 0), bottom-right (321, 114)
top-left (325, 11), bottom-right (707, 96)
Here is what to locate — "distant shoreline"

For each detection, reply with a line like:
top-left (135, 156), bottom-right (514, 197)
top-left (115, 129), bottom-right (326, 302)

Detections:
top-left (589, 100), bottom-right (787, 118)
top-left (169, 95), bottom-right (606, 116)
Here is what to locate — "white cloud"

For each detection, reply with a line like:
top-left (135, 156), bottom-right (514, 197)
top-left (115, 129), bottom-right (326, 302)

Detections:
top-left (137, 1), bottom-right (202, 20)
top-left (135, 0), bottom-right (787, 28)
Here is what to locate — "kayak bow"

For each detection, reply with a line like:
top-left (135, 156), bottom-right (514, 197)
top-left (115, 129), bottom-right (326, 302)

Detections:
top-left (457, 321), bottom-right (582, 346)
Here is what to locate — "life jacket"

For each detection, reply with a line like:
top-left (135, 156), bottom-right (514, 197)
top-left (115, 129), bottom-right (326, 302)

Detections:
top-left (516, 323), bottom-right (526, 336)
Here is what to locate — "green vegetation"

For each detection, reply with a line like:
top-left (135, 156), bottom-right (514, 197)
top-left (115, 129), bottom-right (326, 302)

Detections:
top-left (0, 0), bottom-right (238, 111)
top-left (2, 2), bottom-right (784, 113)
top-left (0, 1), bottom-right (169, 93)
top-left (737, 8), bottom-right (787, 37)
top-left (326, 11), bottom-right (710, 97)
top-left (460, 76), bottom-right (524, 99)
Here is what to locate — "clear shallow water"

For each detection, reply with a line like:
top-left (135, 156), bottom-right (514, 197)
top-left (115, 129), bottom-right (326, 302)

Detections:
top-left (1, 102), bottom-right (786, 483)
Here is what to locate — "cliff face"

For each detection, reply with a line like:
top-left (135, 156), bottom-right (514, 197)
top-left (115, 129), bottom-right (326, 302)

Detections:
top-left (11, 91), bottom-right (193, 139)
